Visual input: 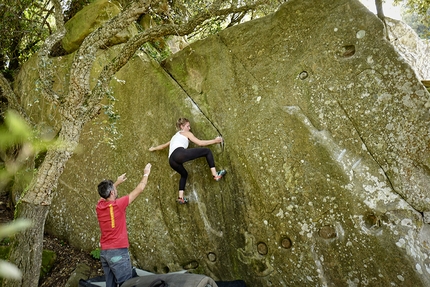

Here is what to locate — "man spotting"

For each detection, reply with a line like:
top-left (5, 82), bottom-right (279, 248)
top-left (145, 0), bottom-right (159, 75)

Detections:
top-left (96, 163), bottom-right (152, 287)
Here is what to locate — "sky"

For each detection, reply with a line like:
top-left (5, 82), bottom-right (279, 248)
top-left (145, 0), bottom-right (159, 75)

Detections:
top-left (359, 0), bottom-right (402, 20)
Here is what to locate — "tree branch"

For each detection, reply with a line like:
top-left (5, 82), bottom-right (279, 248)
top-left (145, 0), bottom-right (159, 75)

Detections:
top-left (66, 0), bottom-right (150, 120)
top-left (86, 0), bottom-right (267, 119)
top-left (51, 0), bottom-right (65, 31)
top-left (36, 0), bottom-right (66, 109)
top-left (0, 73), bottom-right (32, 124)
top-left (375, 0), bottom-right (385, 20)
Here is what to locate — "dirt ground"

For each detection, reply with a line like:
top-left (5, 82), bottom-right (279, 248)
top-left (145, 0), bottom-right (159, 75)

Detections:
top-left (0, 193), bottom-right (103, 287)
top-left (38, 234), bottom-right (103, 287)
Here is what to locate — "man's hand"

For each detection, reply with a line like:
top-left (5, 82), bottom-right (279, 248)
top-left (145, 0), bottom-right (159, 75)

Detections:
top-left (114, 173), bottom-right (127, 187)
top-left (117, 173), bottom-right (127, 182)
top-left (129, 163), bottom-right (152, 204)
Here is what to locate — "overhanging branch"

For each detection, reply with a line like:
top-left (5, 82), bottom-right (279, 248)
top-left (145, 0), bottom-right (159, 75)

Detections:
top-left (67, 0), bottom-right (150, 121)
top-left (85, 0), bottom-right (268, 119)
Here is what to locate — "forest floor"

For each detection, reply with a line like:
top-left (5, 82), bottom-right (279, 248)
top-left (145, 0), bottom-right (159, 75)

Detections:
top-left (0, 193), bottom-right (103, 287)
top-left (38, 234), bottom-right (103, 287)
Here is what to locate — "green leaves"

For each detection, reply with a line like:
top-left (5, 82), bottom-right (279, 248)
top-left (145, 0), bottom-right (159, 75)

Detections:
top-left (90, 247), bottom-right (101, 259)
top-left (0, 110), bottom-right (32, 148)
top-left (0, 219), bottom-right (32, 239)
top-left (0, 0), bottom-right (53, 76)
top-left (0, 110), bottom-right (56, 192)
top-left (0, 219), bottom-right (32, 280)
top-left (393, 0), bottom-right (430, 38)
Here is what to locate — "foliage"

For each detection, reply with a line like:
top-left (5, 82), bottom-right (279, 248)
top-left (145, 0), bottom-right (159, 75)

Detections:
top-left (141, 41), bottom-right (172, 62)
top-left (401, 8), bottom-right (430, 38)
top-left (393, 0), bottom-right (430, 38)
top-left (0, 0), bottom-right (285, 79)
top-left (63, 0), bottom-right (91, 22)
top-left (90, 247), bottom-right (101, 260)
top-left (0, 245), bottom-right (59, 283)
top-left (147, 0), bottom-right (286, 42)
top-left (0, 0), bottom-right (56, 79)
top-left (39, 249), bottom-right (57, 280)
top-left (0, 0), bottom-right (286, 81)
top-left (0, 110), bottom-right (33, 191)
top-left (0, 110), bottom-right (52, 191)
top-left (0, 110), bottom-right (61, 284)
top-left (0, 111), bottom-right (38, 281)
top-left (0, 219), bottom-right (32, 280)
top-left (394, 0), bottom-right (430, 15)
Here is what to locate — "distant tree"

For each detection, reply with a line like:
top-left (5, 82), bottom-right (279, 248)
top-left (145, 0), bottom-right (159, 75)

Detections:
top-left (402, 11), bottom-right (430, 38)
top-left (372, 0), bottom-right (429, 39)
top-left (0, 0), bottom-right (53, 80)
top-left (393, 0), bottom-right (430, 38)
top-left (394, 0), bottom-right (430, 16)
top-left (63, 0), bottom-right (91, 22)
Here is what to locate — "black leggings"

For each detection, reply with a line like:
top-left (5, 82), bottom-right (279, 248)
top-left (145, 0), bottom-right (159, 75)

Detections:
top-left (169, 147), bottom-right (215, 191)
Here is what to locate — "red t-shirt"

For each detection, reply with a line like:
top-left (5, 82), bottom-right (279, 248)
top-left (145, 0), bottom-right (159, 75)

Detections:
top-left (96, 195), bottom-right (130, 250)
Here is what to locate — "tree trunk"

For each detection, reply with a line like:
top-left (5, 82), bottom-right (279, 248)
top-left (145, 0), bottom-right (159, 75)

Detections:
top-left (375, 0), bottom-right (385, 20)
top-left (3, 203), bottom-right (49, 287)
top-left (374, 0), bottom-right (390, 40)
top-left (3, 119), bottom-right (82, 287)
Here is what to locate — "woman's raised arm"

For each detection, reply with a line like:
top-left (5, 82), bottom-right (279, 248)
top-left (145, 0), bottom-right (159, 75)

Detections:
top-left (185, 131), bottom-right (222, 147)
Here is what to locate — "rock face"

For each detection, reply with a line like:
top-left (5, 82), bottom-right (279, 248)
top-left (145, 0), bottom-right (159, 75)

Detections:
top-left (386, 17), bottom-right (430, 80)
top-left (15, 0), bottom-right (430, 285)
top-left (62, 0), bottom-right (137, 53)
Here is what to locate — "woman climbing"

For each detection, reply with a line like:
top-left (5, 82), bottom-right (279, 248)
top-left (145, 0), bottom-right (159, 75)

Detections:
top-left (149, 117), bottom-right (226, 204)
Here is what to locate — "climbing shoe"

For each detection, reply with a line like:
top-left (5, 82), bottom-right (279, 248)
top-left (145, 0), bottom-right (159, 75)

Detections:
top-left (177, 197), bottom-right (188, 204)
top-left (214, 169), bottom-right (227, 181)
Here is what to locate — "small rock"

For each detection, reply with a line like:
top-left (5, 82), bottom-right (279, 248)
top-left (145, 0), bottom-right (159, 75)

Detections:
top-left (64, 263), bottom-right (91, 287)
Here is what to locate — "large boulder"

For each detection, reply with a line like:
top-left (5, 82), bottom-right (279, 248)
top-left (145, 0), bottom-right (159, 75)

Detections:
top-left (62, 0), bottom-right (138, 53)
top-left (15, 0), bottom-right (430, 285)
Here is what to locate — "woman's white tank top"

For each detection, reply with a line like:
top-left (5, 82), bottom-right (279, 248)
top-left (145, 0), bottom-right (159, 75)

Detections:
top-left (168, 131), bottom-right (189, 157)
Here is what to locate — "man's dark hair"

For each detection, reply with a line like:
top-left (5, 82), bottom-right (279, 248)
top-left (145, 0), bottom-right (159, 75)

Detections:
top-left (98, 180), bottom-right (114, 199)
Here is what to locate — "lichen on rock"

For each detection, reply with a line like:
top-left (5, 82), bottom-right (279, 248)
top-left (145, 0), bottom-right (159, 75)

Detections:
top-left (12, 0), bottom-right (429, 285)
